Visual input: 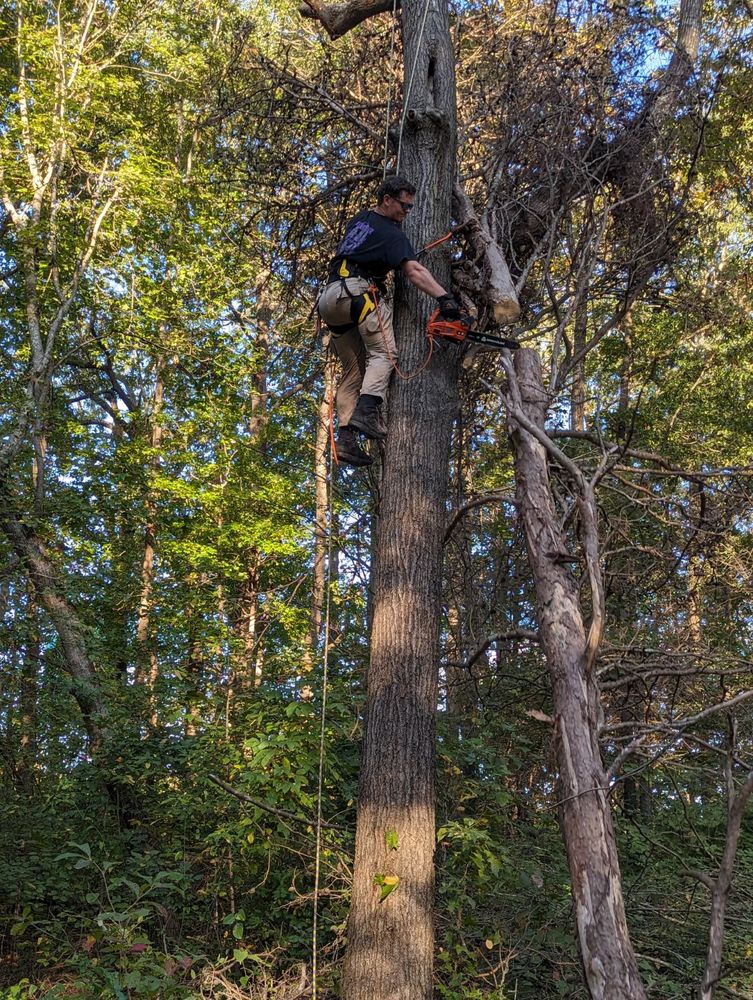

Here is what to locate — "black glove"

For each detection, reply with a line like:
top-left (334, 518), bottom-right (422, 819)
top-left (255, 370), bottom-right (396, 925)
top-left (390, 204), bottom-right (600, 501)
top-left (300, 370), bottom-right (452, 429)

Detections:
top-left (437, 293), bottom-right (461, 320)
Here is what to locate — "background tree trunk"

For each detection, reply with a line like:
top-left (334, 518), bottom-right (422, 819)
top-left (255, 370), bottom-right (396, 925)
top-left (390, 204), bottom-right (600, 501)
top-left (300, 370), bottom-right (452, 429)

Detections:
top-left (509, 348), bottom-right (647, 1000)
top-left (1, 515), bottom-right (107, 752)
top-left (303, 361), bottom-right (334, 673)
top-left (16, 586), bottom-right (39, 794)
top-left (135, 366), bottom-right (164, 725)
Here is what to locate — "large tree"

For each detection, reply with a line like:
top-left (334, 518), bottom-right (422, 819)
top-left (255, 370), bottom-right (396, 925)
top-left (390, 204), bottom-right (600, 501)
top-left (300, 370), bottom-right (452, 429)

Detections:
top-left (297, 0), bottom-right (723, 995)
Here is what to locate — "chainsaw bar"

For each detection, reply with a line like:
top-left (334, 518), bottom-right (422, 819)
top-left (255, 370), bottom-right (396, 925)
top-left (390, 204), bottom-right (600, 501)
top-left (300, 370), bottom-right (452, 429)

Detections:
top-left (466, 330), bottom-right (520, 351)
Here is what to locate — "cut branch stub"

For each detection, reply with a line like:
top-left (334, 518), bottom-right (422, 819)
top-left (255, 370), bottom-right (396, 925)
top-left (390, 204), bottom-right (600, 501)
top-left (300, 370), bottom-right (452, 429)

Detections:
top-left (453, 183), bottom-right (520, 324)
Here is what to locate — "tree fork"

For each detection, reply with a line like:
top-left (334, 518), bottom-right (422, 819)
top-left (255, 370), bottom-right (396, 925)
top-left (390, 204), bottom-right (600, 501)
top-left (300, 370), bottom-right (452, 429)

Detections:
top-left (508, 349), bottom-right (647, 1000)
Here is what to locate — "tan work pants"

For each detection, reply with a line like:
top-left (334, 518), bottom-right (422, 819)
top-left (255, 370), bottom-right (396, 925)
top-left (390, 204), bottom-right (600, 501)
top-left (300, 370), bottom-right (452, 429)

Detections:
top-left (317, 277), bottom-right (396, 426)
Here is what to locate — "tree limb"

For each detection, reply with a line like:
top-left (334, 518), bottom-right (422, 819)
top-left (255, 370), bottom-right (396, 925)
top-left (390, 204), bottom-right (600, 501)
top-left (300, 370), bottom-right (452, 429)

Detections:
top-left (207, 773), bottom-right (349, 831)
top-left (453, 182), bottom-right (520, 324)
top-left (299, 0), bottom-right (400, 39)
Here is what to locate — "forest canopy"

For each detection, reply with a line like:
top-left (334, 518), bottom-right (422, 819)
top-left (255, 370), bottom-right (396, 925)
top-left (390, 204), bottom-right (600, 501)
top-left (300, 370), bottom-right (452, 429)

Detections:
top-left (1, 0), bottom-right (752, 997)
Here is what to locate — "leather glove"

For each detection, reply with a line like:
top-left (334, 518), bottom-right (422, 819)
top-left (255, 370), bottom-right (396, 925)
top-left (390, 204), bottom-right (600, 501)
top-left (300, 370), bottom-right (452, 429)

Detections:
top-left (437, 293), bottom-right (461, 320)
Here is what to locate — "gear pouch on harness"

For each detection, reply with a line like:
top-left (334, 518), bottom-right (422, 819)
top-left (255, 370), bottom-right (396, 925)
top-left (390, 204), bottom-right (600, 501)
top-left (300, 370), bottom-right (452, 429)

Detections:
top-left (317, 279), bottom-right (377, 337)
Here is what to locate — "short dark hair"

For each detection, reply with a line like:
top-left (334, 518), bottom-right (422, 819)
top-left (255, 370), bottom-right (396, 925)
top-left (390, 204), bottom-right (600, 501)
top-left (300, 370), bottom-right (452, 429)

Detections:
top-left (376, 175), bottom-right (416, 204)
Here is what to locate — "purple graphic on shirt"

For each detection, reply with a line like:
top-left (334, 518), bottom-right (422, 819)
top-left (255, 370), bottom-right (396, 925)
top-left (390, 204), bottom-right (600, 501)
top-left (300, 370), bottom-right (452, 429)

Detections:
top-left (339, 220), bottom-right (374, 255)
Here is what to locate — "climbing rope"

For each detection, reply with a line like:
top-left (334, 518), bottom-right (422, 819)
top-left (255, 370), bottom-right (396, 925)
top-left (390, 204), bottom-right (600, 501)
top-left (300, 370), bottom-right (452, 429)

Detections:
top-left (396, 0), bottom-right (434, 173)
top-left (383, 0), bottom-right (399, 178)
top-left (370, 283), bottom-right (435, 381)
top-left (311, 362), bottom-right (336, 1000)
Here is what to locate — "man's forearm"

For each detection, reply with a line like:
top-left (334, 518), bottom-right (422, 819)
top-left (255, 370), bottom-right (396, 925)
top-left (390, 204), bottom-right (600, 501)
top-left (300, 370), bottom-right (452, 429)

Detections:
top-left (401, 260), bottom-right (447, 299)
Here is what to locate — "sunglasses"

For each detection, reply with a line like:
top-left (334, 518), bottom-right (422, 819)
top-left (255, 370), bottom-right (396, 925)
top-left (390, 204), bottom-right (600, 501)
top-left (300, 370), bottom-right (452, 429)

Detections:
top-left (393, 197), bottom-right (414, 212)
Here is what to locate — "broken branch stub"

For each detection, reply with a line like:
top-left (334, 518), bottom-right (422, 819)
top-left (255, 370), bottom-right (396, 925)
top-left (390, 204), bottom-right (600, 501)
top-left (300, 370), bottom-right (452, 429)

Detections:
top-left (452, 183), bottom-right (520, 325)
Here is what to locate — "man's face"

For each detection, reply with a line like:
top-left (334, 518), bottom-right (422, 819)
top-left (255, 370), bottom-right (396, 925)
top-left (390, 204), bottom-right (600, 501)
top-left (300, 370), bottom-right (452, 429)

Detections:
top-left (382, 190), bottom-right (415, 222)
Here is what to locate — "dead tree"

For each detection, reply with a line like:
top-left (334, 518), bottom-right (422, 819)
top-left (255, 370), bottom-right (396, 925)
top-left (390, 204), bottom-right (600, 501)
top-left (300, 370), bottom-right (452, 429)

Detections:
top-left (504, 349), bottom-right (646, 999)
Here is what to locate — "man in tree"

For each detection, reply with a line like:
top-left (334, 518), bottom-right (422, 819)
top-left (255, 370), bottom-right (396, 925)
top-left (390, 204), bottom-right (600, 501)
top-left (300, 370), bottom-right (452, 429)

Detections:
top-left (317, 175), bottom-right (461, 466)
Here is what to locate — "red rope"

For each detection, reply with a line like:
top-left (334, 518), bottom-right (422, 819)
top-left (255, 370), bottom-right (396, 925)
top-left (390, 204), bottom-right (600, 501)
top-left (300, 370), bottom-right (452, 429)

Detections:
top-left (370, 285), bottom-right (434, 382)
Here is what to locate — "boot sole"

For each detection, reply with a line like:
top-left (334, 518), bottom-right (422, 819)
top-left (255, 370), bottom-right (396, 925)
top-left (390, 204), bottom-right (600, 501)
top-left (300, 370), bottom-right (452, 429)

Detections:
top-left (349, 416), bottom-right (387, 440)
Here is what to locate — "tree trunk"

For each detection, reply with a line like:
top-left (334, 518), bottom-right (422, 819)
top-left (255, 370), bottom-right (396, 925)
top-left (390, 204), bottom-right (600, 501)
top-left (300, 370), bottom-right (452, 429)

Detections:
top-left (341, 4), bottom-right (457, 998)
top-left (687, 481), bottom-right (707, 647)
top-left (304, 360), bottom-right (335, 673)
top-left (17, 585), bottom-right (39, 794)
top-left (445, 421), bottom-right (481, 727)
top-left (232, 552), bottom-right (262, 691)
top-left (508, 348), bottom-right (646, 1000)
top-left (135, 367), bottom-right (164, 726)
top-left (698, 720), bottom-right (753, 1000)
top-left (570, 295), bottom-right (588, 432)
top-left (2, 515), bottom-right (107, 751)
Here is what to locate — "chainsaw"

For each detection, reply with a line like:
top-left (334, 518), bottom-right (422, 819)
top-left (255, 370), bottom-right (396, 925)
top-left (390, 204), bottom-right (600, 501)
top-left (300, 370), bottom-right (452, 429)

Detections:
top-left (426, 309), bottom-right (519, 350)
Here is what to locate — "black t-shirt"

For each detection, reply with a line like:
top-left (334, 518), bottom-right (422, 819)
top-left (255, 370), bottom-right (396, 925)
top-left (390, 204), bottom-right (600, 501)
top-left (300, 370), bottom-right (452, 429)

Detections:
top-left (328, 209), bottom-right (418, 283)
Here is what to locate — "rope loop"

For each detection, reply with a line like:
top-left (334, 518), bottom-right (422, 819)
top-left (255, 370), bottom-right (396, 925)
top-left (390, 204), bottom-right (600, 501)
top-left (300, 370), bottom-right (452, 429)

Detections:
top-left (370, 284), bottom-right (434, 382)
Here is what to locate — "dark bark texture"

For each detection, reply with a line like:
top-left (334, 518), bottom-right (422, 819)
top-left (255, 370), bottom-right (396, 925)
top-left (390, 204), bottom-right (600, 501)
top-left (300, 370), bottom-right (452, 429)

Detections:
top-left (509, 349), bottom-right (647, 1000)
top-left (341, 3), bottom-right (458, 998)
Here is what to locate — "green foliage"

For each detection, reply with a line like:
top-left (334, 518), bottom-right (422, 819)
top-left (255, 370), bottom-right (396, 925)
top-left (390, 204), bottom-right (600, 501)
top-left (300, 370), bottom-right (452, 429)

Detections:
top-left (2, 0), bottom-right (753, 997)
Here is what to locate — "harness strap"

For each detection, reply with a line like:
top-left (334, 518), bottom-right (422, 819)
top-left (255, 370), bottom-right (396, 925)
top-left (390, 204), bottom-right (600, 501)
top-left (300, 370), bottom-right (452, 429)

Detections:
top-left (330, 258), bottom-right (386, 291)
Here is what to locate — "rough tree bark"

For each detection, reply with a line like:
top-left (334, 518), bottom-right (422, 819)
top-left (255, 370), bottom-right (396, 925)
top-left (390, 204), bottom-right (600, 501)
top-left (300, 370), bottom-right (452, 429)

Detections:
top-left (1, 514), bottom-right (107, 752)
top-left (135, 367), bottom-right (164, 724)
top-left (507, 348), bottom-right (647, 1000)
top-left (303, 359), bottom-right (335, 673)
top-left (341, 1), bottom-right (458, 997)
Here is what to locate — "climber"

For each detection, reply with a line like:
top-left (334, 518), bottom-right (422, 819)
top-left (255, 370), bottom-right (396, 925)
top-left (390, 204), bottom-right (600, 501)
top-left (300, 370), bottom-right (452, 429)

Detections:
top-left (317, 174), bottom-right (461, 467)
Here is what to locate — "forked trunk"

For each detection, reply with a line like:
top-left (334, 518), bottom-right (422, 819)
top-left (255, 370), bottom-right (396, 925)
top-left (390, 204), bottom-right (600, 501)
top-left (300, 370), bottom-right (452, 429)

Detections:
top-left (508, 348), bottom-right (646, 1000)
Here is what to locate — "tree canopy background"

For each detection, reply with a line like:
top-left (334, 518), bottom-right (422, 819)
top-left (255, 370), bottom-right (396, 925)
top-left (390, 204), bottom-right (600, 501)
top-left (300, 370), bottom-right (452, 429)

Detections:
top-left (1, 0), bottom-right (752, 997)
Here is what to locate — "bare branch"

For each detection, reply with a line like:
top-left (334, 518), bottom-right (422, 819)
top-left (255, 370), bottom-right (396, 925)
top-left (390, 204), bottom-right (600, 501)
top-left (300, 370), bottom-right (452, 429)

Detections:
top-left (299, 0), bottom-right (400, 39)
top-left (444, 629), bottom-right (540, 672)
top-left (444, 491), bottom-right (517, 541)
top-left (207, 773), bottom-right (349, 831)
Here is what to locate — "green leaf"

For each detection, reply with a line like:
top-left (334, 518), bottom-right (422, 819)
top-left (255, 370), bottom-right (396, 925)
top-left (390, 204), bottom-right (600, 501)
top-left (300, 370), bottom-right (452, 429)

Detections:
top-left (96, 911), bottom-right (131, 924)
top-left (233, 948), bottom-right (250, 962)
top-left (385, 829), bottom-right (399, 851)
top-left (373, 873), bottom-right (400, 901)
top-left (232, 922), bottom-right (244, 940)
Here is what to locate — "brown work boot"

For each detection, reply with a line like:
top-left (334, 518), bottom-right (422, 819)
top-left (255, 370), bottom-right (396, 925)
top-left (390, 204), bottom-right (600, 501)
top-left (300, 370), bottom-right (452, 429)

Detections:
top-left (349, 394), bottom-right (387, 440)
top-left (336, 427), bottom-right (372, 467)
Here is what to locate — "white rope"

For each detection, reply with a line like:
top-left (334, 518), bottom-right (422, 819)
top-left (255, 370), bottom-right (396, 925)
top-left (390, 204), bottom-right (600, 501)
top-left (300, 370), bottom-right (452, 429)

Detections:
top-left (396, 0), bottom-right (433, 174)
top-left (383, 0), bottom-right (399, 177)
top-left (311, 368), bottom-right (336, 1000)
